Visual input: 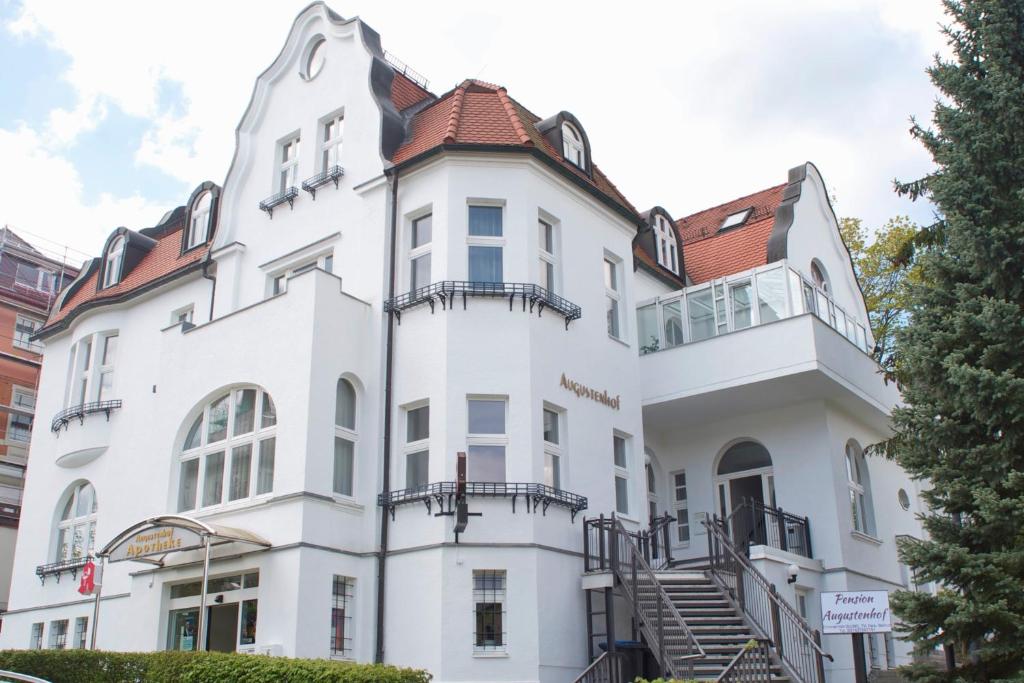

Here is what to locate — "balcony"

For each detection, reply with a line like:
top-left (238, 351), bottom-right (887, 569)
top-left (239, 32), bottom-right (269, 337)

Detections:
top-left (36, 556), bottom-right (90, 584)
top-left (51, 400), bottom-right (121, 468)
top-left (379, 481), bottom-right (588, 522)
top-left (725, 498), bottom-right (813, 559)
top-left (637, 260), bottom-right (872, 356)
top-left (51, 400), bottom-right (122, 433)
top-left (383, 281), bottom-right (582, 329)
top-left (300, 165), bottom-right (344, 199)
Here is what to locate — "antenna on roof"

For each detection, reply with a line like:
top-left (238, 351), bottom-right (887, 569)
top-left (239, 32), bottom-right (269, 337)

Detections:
top-left (383, 50), bottom-right (430, 91)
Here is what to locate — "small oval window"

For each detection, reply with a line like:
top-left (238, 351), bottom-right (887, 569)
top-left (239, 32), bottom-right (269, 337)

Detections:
top-left (898, 488), bottom-right (910, 510)
top-left (305, 38), bottom-right (326, 80)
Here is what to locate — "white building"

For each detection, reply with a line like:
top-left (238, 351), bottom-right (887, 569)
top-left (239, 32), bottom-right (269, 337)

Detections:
top-left (0, 5), bottom-right (929, 682)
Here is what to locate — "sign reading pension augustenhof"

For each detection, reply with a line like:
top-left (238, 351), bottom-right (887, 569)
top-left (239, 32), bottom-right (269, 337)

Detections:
top-left (107, 526), bottom-right (205, 563)
top-left (820, 591), bottom-right (891, 634)
top-left (560, 373), bottom-right (620, 410)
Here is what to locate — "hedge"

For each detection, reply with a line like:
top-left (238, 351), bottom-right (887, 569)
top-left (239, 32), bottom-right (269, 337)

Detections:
top-left (0, 650), bottom-right (432, 683)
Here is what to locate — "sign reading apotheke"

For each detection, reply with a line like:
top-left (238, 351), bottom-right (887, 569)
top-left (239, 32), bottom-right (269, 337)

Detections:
top-left (560, 373), bottom-right (620, 410)
top-left (820, 591), bottom-right (891, 634)
top-left (107, 526), bottom-right (205, 563)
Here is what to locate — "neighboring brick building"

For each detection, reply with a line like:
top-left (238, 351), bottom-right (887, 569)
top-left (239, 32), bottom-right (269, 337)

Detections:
top-left (0, 227), bottom-right (79, 615)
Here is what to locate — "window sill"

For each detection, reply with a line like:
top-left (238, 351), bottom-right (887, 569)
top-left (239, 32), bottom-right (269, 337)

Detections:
top-left (607, 334), bottom-right (630, 348)
top-left (850, 530), bottom-right (882, 545)
top-left (473, 651), bottom-right (509, 658)
top-left (331, 495), bottom-right (365, 513)
top-left (190, 494), bottom-right (275, 518)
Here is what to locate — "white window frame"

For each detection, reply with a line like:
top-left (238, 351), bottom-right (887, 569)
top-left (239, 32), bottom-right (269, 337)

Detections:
top-left (408, 210), bottom-right (433, 294)
top-left (13, 314), bottom-right (43, 352)
top-left (7, 386), bottom-right (34, 444)
top-left (73, 616), bottom-right (88, 649)
top-left (654, 215), bottom-right (679, 274)
top-left (467, 396), bottom-right (508, 483)
top-left (613, 432), bottom-right (631, 517)
top-left (403, 400), bottom-right (429, 490)
top-left (49, 619), bottom-right (69, 649)
top-left (604, 255), bottom-right (624, 341)
top-left (97, 333), bottom-right (118, 403)
top-left (538, 215), bottom-right (559, 293)
top-left (542, 405), bottom-right (564, 489)
top-left (321, 112), bottom-right (344, 171)
top-left (187, 192), bottom-right (212, 250)
top-left (561, 122), bottom-right (585, 169)
top-left (670, 469), bottom-right (690, 547)
top-left (30, 622), bottom-right (43, 650)
top-left (103, 236), bottom-right (125, 288)
top-left (278, 134), bottom-right (300, 193)
top-left (334, 379), bottom-right (358, 499)
top-left (846, 441), bottom-right (875, 536)
top-left (472, 569), bottom-right (507, 653)
top-left (177, 387), bottom-right (277, 513)
top-left (172, 305), bottom-right (194, 326)
top-left (54, 481), bottom-right (97, 562)
top-left (467, 202), bottom-right (505, 284)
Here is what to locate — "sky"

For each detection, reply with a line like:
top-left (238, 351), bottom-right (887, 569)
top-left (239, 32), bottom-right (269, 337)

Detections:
top-left (0, 0), bottom-right (950, 265)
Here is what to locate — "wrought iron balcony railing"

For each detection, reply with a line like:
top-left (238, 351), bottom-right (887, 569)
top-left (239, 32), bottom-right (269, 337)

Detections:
top-left (51, 399), bottom-right (122, 433)
top-left (35, 556), bottom-right (89, 584)
top-left (725, 497), bottom-right (813, 559)
top-left (384, 281), bottom-right (582, 329)
top-left (258, 186), bottom-right (299, 218)
top-left (300, 165), bottom-right (344, 199)
top-left (379, 481), bottom-right (588, 521)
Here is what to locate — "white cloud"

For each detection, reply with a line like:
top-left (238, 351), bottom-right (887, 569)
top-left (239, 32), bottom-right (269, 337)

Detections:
top-left (3, 0), bottom-right (950, 257)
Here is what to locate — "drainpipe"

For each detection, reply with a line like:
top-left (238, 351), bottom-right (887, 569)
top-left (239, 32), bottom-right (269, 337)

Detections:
top-left (375, 168), bottom-right (399, 663)
top-left (201, 257), bottom-right (216, 321)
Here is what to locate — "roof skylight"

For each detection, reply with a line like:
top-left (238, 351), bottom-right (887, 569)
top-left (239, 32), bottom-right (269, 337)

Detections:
top-left (720, 208), bottom-right (753, 231)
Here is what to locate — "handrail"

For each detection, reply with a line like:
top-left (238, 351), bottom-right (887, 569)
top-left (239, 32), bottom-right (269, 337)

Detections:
top-left (716, 638), bottom-right (773, 683)
top-left (584, 513), bottom-right (675, 572)
top-left (612, 518), bottom-right (705, 679)
top-left (725, 498), bottom-right (812, 558)
top-left (704, 516), bottom-right (831, 683)
top-left (0, 671), bottom-right (52, 683)
top-left (51, 399), bottom-right (122, 432)
top-left (572, 651), bottom-right (624, 683)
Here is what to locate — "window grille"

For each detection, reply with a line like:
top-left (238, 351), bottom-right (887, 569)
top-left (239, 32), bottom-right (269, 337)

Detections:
top-left (49, 619), bottom-right (69, 649)
top-left (74, 617), bottom-right (88, 649)
top-left (30, 623), bottom-right (43, 649)
top-left (330, 575), bottom-right (354, 657)
top-left (473, 570), bottom-right (506, 651)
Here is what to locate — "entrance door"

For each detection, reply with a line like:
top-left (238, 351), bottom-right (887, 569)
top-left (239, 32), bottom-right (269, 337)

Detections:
top-left (206, 603), bottom-right (239, 653)
top-left (715, 441), bottom-right (775, 549)
top-left (729, 475), bottom-right (766, 547)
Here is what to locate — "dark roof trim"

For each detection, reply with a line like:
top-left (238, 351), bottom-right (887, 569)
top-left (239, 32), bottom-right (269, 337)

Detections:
top-left (535, 111), bottom-right (593, 179)
top-left (95, 228), bottom-right (158, 293)
top-left (391, 143), bottom-right (640, 227)
top-left (181, 181), bottom-right (221, 257)
top-left (766, 163), bottom-right (807, 263)
top-left (638, 205), bottom-right (685, 282)
top-left (37, 260), bottom-right (206, 341)
top-left (358, 21), bottom-right (408, 162)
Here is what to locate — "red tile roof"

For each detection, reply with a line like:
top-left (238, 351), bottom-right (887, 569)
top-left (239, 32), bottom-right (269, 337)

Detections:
top-left (390, 72), bottom-right (433, 111)
top-left (47, 223), bottom-right (207, 327)
top-left (391, 80), bottom-right (638, 219)
top-left (677, 184), bottom-right (786, 284)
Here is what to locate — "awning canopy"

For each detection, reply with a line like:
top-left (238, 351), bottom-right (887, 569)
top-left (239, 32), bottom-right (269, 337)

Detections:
top-left (99, 514), bottom-right (271, 566)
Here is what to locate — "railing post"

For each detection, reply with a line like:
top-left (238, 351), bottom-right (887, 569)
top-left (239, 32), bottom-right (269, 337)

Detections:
top-left (707, 516), bottom-right (715, 568)
top-left (769, 584), bottom-right (784, 657)
top-left (608, 517), bottom-right (618, 575)
top-left (583, 517), bottom-right (590, 572)
top-left (663, 517), bottom-right (673, 566)
top-left (778, 506), bottom-right (788, 552)
top-left (804, 516), bottom-right (814, 558)
top-left (599, 514), bottom-right (607, 571)
top-left (657, 584), bottom-right (665, 676)
top-left (813, 629), bottom-right (827, 683)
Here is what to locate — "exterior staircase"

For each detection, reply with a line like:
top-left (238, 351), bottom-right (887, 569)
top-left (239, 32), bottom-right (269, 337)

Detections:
top-left (654, 571), bottom-right (787, 680)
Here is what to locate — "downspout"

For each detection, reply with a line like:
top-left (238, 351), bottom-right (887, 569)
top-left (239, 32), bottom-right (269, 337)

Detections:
top-left (201, 256), bottom-right (216, 321)
top-left (375, 167), bottom-right (399, 663)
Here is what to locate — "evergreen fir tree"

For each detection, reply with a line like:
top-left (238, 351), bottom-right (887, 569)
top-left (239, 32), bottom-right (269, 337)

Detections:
top-left (887, 1), bottom-right (1024, 681)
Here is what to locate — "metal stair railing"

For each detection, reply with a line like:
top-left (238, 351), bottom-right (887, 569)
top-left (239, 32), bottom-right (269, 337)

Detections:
top-left (572, 651), bottom-right (625, 683)
top-left (704, 516), bottom-right (832, 683)
top-left (716, 638), bottom-right (773, 683)
top-left (611, 518), bottom-right (705, 680)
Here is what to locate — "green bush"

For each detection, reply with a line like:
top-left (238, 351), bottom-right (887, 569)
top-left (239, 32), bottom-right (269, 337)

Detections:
top-left (0, 650), bottom-right (432, 683)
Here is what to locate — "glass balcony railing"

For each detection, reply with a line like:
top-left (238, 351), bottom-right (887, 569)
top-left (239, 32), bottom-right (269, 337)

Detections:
top-left (636, 260), bottom-right (873, 356)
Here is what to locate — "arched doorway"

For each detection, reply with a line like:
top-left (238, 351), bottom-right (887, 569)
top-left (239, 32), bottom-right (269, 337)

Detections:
top-left (715, 441), bottom-right (776, 546)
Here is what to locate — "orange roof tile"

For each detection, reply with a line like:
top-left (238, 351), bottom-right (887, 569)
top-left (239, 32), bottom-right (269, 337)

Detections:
top-left (391, 80), bottom-right (638, 220)
top-left (390, 72), bottom-right (433, 111)
top-left (47, 223), bottom-right (207, 328)
top-left (677, 184), bottom-right (786, 284)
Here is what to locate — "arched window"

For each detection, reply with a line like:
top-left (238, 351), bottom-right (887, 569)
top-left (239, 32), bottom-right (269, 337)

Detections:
top-left (561, 122), bottom-right (585, 169)
top-left (811, 260), bottom-right (830, 294)
top-left (334, 378), bottom-right (357, 497)
top-left (54, 481), bottom-right (97, 562)
top-left (103, 236), bottom-right (125, 288)
top-left (845, 441), bottom-right (875, 535)
top-left (177, 387), bottom-right (276, 512)
top-left (654, 215), bottom-right (678, 274)
top-left (717, 441), bottom-right (773, 475)
top-left (187, 191), bottom-right (212, 250)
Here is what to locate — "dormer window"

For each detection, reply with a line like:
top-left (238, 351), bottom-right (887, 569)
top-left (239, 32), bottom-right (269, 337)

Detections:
top-left (187, 191), bottom-right (212, 250)
top-left (720, 208), bottom-right (753, 232)
top-left (654, 215), bottom-right (679, 275)
top-left (561, 123), bottom-right (585, 169)
top-left (103, 236), bottom-right (125, 288)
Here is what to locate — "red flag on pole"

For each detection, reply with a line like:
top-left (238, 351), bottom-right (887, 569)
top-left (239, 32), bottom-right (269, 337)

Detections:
top-left (78, 559), bottom-right (96, 595)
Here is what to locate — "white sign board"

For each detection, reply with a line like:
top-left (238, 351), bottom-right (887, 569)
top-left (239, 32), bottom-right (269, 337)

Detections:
top-left (820, 591), bottom-right (891, 634)
top-left (106, 525), bottom-right (204, 563)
